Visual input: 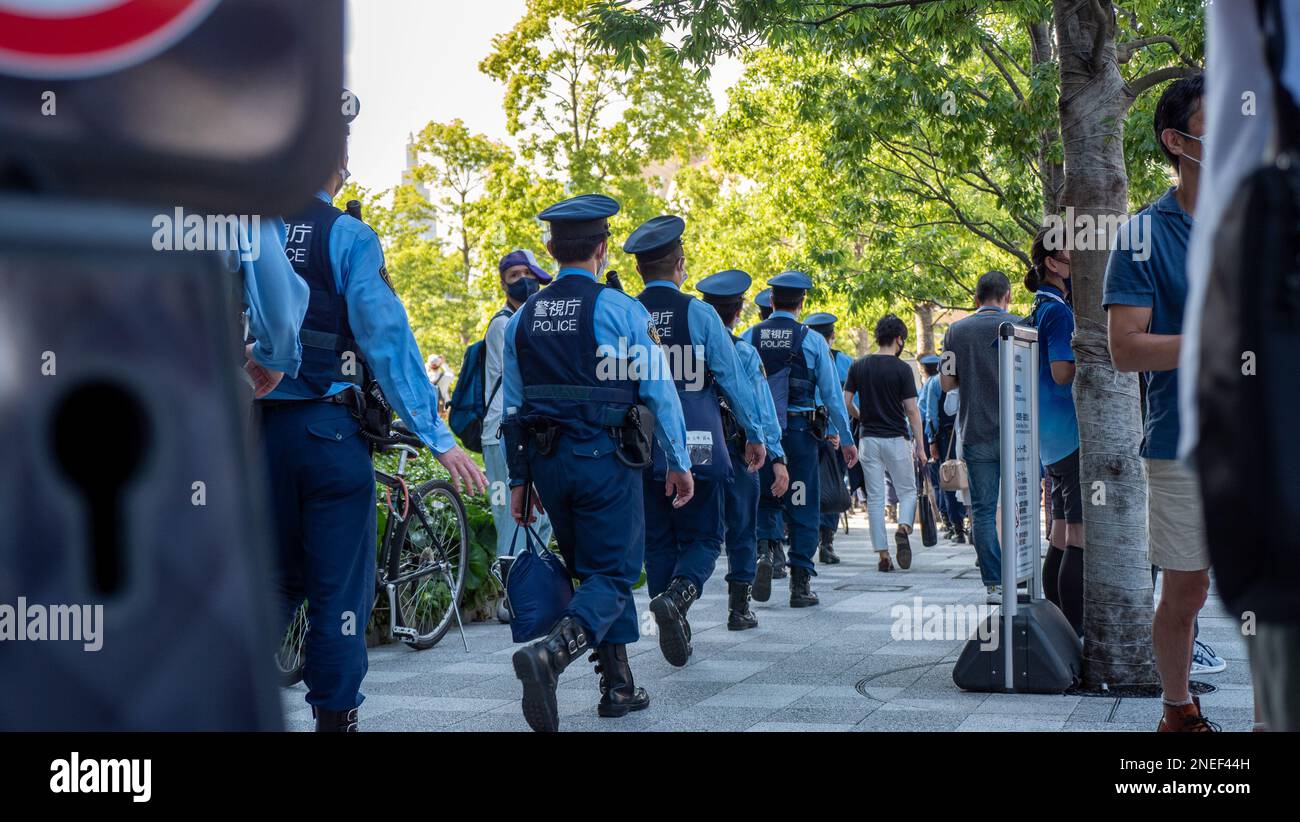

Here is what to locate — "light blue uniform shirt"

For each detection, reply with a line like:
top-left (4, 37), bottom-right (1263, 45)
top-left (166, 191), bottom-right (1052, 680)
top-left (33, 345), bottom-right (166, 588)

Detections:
top-left (502, 268), bottom-right (692, 472)
top-left (919, 373), bottom-right (943, 441)
top-left (642, 279), bottom-right (764, 443)
top-left (734, 337), bottom-right (785, 460)
top-left (833, 349), bottom-right (853, 385)
top-left (240, 215), bottom-right (308, 377)
top-left (267, 192), bottom-right (456, 455)
top-left (744, 310), bottom-right (853, 441)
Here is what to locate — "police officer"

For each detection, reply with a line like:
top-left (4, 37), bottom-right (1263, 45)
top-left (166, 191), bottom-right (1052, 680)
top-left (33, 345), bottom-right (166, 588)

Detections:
top-left (805, 312), bottom-right (854, 564)
top-left (259, 110), bottom-right (487, 732)
top-left (503, 195), bottom-right (692, 732)
top-left (743, 272), bottom-right (857, 606)
top-left (623, 219), bottom-right (768, 661)
top-left (697, 269), bottom-right (790, 629)
top-left (748, 285), bottom-right (789, 575)
top-left (237, 216), bottom-right (310, 398)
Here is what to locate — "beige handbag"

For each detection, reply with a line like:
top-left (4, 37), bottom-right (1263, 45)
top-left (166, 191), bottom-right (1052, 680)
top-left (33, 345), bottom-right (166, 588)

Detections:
top-left (938, 428), bottom-right (968, 492)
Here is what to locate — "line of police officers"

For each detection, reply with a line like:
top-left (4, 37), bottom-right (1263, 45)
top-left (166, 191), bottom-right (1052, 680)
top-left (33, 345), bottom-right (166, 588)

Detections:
top-left (501, 195), bottom-right (858, 732)
top-left (245, 93), bottom-right (859, 733)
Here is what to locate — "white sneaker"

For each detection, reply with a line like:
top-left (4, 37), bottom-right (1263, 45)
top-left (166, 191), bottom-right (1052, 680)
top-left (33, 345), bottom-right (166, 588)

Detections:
top-left (1191, 639), bottom-right (1227, 675)
top-left (986, 585), bottom-right (1002, 605)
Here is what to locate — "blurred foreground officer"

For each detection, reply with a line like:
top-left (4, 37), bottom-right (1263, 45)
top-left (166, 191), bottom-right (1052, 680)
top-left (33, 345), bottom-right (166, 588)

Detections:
top-left (805, 311), bottom-right (852, 564)
top-left (698, 269), bottom-right (789, 630)
top-left (259, 116), bottom-right (486, 732)
top-left (502, 195), bottom-right (693, 732)
top-left (744, 273), bottom-right (857, 606)
top-left (626, 219), bottom-right (767, 661)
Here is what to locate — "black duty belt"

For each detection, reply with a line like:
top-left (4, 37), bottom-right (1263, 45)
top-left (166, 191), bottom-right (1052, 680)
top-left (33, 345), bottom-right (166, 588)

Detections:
top-left (255, 392), bottom-right (354, 409)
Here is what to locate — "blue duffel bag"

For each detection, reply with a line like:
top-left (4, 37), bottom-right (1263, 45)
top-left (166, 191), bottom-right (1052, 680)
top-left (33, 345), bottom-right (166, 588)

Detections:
top-left (505, 521), bottom-right (573, 644)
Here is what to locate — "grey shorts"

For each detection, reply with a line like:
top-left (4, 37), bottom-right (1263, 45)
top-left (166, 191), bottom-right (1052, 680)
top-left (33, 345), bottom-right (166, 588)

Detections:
top-left (1145, 458), bottom-right (1210, 572)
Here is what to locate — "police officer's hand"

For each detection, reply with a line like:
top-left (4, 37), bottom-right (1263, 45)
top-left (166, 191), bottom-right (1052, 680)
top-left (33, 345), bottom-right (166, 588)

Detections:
top-left (665, 469), bottom-right (695, 509)
top-left (841, 443), bottom-right (859, 469)
top-left (243, 344), bottom-right (284, 398)
top-left (744, 442), bottom-right (766, 472)
top-left (435, 445), bottom-right (489, 495)
top-left (827, 434), bottom-right (840, 448)
top-left (770, 462), bottom-right (790, 497)
top-left (510, 484), bottom-right (545, 525)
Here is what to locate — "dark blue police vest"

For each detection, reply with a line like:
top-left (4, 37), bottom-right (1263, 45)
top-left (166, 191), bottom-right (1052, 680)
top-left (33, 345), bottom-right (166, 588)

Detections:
top-left (276, 198), bottom-right (361, 398)
top-left (637, 285), bottom-right (731, 481)
top-left (513, 274), bottom-right (636, 441)
top-left (752, 315), bottom-right (814, 421)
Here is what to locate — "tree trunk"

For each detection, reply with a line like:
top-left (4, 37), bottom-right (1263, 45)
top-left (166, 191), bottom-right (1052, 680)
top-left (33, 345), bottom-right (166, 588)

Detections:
top-left (1029, 21), bottom-right (1065, 216)
top-left (913, 301), bottom-right (936, 356)
top-left (1052, 0), bottom-right (1155, 688)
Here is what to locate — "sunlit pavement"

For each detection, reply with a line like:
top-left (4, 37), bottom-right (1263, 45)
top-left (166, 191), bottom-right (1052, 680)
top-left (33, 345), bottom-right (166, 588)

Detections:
top-left (281, 510), bottom-right (1254, 732)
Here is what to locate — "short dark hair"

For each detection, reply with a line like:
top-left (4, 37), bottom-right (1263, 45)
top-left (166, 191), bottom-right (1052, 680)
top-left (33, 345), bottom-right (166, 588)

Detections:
top-left (875, 313), bottom-right (907, 347)
top-left (812, 325), bottom-right (833, 343)
top-left (975, 270), bottom-right (1011, 305)
top-left (1154, 73), bottom-right (1204, 168)
top-left (638, 247), bottom-right (683, 281)
top-left (771, 286), bottom-right (804, 311)
top-left (758, 305), bottom-right (773, 320)
top-left (703, 295), bottom-right (743, 327)
top-left (922, 362), bottom-right (939, 377)
top-left (548, 234), bottom-right (605, 265)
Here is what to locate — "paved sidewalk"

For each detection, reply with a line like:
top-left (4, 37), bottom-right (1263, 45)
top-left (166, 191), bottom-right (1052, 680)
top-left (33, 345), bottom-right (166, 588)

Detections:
top-left (282, 510), bottom-right (1254, 731)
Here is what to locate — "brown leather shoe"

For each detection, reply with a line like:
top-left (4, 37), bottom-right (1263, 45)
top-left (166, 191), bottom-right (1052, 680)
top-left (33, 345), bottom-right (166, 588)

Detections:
top-left (877, 554), bottom-right (895, 573)
top-left (1156, 696), bottom-right (1219, 732)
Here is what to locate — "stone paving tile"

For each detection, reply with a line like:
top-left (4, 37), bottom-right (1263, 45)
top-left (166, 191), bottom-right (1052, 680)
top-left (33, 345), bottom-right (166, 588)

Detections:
top-left (280, 511), bottom-right (1256, 731)
top-left (698, 683), bottom-right (815, 709)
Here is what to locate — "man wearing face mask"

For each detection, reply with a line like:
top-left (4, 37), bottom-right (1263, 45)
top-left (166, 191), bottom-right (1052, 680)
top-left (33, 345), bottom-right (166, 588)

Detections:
top-left (483, 249), bottom-right (554, 558)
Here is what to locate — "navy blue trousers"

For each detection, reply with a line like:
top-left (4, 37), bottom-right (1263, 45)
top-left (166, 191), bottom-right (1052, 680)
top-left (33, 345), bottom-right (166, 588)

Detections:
top-left (643, 474), bottom-right (724, 597)
top-left (757, 420), bottom-right (820, 572)
top-left (528, 433), bottom-right (643, 646)
top-left (262, 401), bottom-right (376, 712)
top-left (721, 452), bottom-right (760, 584)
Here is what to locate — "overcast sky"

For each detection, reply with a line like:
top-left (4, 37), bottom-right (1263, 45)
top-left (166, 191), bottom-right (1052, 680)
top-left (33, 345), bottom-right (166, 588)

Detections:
top-left (342, 0), bottom-right (742, 192)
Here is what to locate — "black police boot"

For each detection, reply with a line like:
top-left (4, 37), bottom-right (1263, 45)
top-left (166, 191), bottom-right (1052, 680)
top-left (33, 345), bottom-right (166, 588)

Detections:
top-left (955, 520), bottom-right (967, 544)
top-left (818, 527), bottom-right (841, 564)
top-left (772, 540), bottom-right (789, 579)
top-left (789, 566), bottom-right (820, 608)
top-left (753, 540), bottom-right (775, 602)
top-left (512, 615), bottom-right (592, 732)
top-left (312, 706), bottom-right (358, 732)
top-left (727, 581), bottom-right (759, 631)
top-left (649, 577), bottom-right (698, 667)
top-left (590, 643), bottom-right (650, 718)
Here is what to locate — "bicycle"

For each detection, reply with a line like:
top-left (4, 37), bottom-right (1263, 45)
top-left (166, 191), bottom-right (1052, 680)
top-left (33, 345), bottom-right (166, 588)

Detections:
top-left (275, 423), bottom-right (471, 687)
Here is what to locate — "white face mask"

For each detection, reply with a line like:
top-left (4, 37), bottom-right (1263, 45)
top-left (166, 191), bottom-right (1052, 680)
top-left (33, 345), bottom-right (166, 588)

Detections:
top-left (1173, 130), bottom-right (1205, 167)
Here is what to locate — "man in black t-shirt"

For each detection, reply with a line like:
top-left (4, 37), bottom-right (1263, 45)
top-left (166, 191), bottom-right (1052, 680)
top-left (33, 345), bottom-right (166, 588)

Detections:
top-left (844, 315), bottom-right (927, 572)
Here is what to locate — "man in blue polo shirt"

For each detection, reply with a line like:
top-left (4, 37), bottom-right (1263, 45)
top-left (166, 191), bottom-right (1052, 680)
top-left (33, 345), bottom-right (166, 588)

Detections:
top-left (1104, 74), bottom-right (1221, 733)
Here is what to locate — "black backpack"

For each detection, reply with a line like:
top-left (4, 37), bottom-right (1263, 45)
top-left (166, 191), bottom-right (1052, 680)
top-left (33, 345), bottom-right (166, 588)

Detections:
top-left (1196, 0), bottom-right (1300, 623)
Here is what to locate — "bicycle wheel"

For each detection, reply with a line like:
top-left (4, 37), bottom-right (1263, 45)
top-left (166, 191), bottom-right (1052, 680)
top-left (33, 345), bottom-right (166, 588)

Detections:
top-left (275, 600), bottom-right (308, 687)
top-left (390, 479), bottom-right (469, 649)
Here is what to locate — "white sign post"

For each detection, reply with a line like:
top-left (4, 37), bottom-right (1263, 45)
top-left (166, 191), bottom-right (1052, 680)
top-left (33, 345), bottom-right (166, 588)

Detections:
top-left (997, 322), bottom-right (1041, 691)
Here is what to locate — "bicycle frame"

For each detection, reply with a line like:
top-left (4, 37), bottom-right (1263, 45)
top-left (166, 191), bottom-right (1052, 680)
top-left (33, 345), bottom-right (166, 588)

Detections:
top-left (374, 444), bottom-right (468, 651)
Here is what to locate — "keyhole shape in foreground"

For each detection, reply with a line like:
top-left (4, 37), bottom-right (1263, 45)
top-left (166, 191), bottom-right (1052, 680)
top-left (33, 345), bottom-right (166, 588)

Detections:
top-left (50, 380), bottom-right (151, 596)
